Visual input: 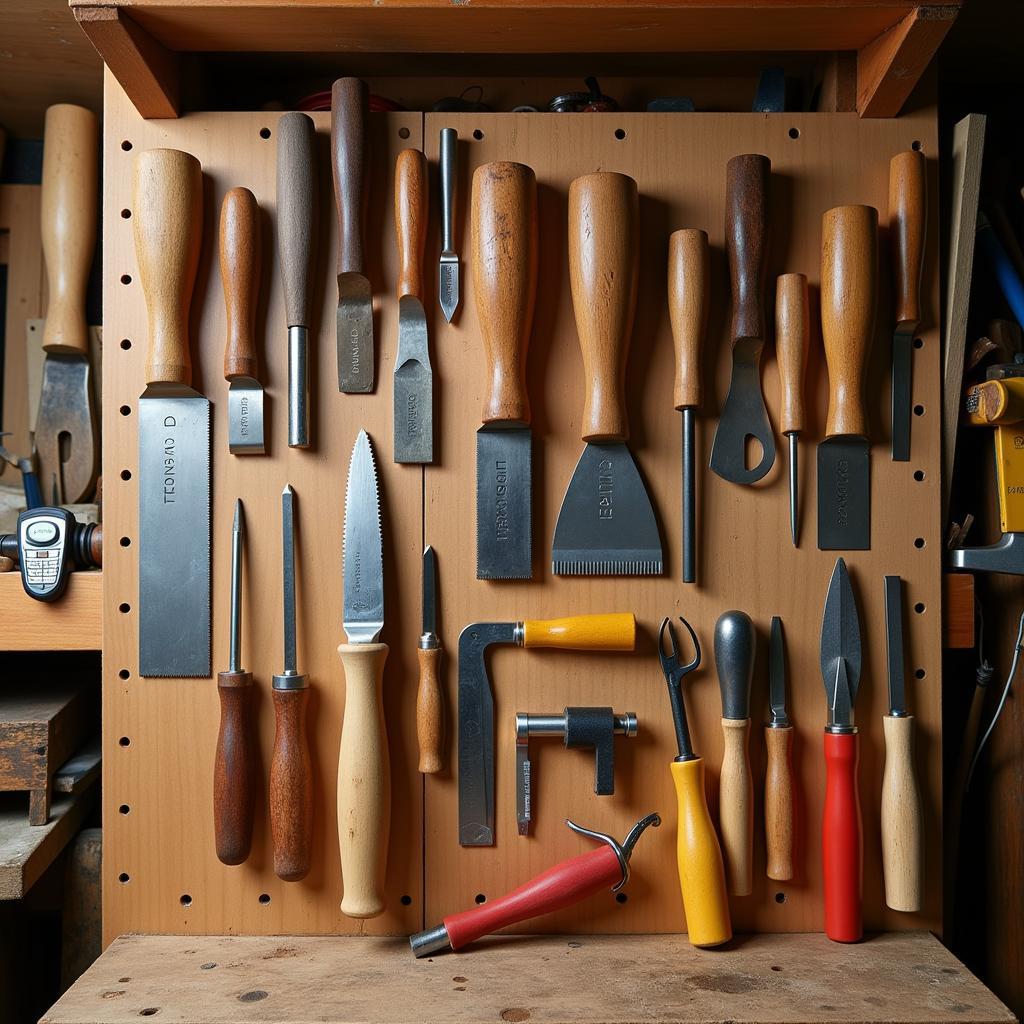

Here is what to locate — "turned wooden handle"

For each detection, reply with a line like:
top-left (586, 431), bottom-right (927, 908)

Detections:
top-left (214, 670), bottom-right (256, 866)
top-left (331, 77), bottom-right (369, 276)
top-left (776, 273), bottom-right (809, 436)
top-left (269, 686), bottom-right (313, 882)
top-left (395, 149), bottom-right (427, 300)
top-left (220, 187), bottom-right (261, 381)
top-left (133, 148), bottom-right (203, 387)
top-left (719, 717), bottom-right (753, 897)
top-left (881, 714), bottom-right (923, 912)
top-left (471, 162), bottom-right (538, 426)
top-left (821, 205), bottom-right (878, 439)
top-left (889, 150), bottom-right (926, 330)
top-left (276, 112), bottom-right (317, 329)
top-left (669, 229), bottom-right (709, 411)
top-left (416, 647), bottom-right (443, 774)
top-left (764, 724), bottom-right (794, 881)
top-left (41, 104), bottom-right (98, 356)
top-left (569, 172), bottom-right (638, 442)
top-left (337, 642), bottom-right (390, 918)
top-left (726, 154), bottom-right (769, 342)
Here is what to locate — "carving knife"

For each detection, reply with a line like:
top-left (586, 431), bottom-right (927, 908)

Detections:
top-left (438, 127), bottom-right (460, 322)
top-left (776, 274), bottom-right (809, 546)
top-left (133, 148), bottom-right (209, 678)
top-left (765, 615), bottom-right (794, 881)
top-left (417, 545), bottom-right (443, 774)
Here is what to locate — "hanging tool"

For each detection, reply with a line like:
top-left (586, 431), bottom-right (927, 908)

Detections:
top-left (0, 436), bottom-right (42, 508)
top-left (889, 150), bottom-right (926, 463)
top-left (269, 484), bottom-right (313, 882)
top-left (709, 154), bottom-right (774, 485)
top-left (220, 188), bottom-right (265, 455)
top-left (214, 500), bottom-right (256, 865)
top-left (410, 813), bottom-right (660, 957)
top-left (459, 612), bottom-right (636, 846)
top-left (668, 228), bottom-right (709, 583)
top-left (776, 274), bottom-right (809, 546)
top-left (818, 205), bottom-right (877, 551)
top-left (417, 544), bottom-right (443, 774)
top-left (36, 103), bottom-right (98, 505)
top-left (715, 610), bottom-right (755, 896)
top-left (881, 575), bottom-right (922, 912)
top-left (472, 161), bottom-right (537, 580)
top-left (438, 127), bottom-right (460, 323)
top-left (394, 149), bottom-right (433, 463)
top-left (552, 172), bottom-right (663, 576)
top-left (765, 615), bottom-right (794, 881)
top-left (338, 430), bottom-right (389, 918)
top-left (133, 148), bottom-right (210, 678)
top-left (332, 78), bottom-right (374, 393)
top-left (276, 111), bottom-right (317, 448)
top-left (819, 557), bottom-right (864, 943)
top-left (515, 707), bottom-right (637, 836)
top-left (657, 617), bottom-right (732, 947)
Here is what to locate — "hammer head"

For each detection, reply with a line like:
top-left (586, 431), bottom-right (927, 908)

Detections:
top-left (950, 533), bottom-right (1024, 575)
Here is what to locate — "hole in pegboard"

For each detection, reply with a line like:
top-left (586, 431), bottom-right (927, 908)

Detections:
top-left (614, 128), bottom-right (626, 140)
top-left (474, 893), bottom-right (486, 904)
top-left (120, 405), bottom-right (131, 416)
top-left (771, 966), bottom-right (782, 973)
top-left (258, 893), bottom-right (271, 905)
top-left (615, 892), bottom-right (628, 904)
top-left (398, 127), bottom-right (410, 140)
top-left (120, 537), bottom-right (131, 547)
top-left (119, 602), bottom-right (131, 614)
top-left (915, 668), bottom-right (926, 679)
top-left (914, 602), bottom-right (926, 614)
top-left (472, 129), bottom-right (484, 141)
top-left (120, 274), bottom-right (132, 286)
top-left (119, 736), bottom-right (131, 747)
top-left (913, 404), bottom-right (925, 417)
top-left (913, 337), bottom-right (924, 349)
top-left (118, 872), bottom-right (130, 883)
top-left (914, 537), bottom-right (925, 549)
top-left (118, 668), bottom-right (130, 680)
top-left (180, 894), bottom-right (192, 907)
top-left (121, 209), bottom-right (131, 219)
top-left (788, 127), bottom-right (800, 139)
top-left (120, 338), bottom-right (131, 350)
top-left (400, 894), bottom-right (412, 906)
top-left (121, 140), bottom-right (133, 151)
top-left (912, 139), bottom-right (922, 151)
top-left (775, 891), bottom-right (786, 904)
top-left (259, 127), bottom-right (271, 140)
top-left (914, 470), bottom-right (925, 482)
top-left (119, 804), bottom-right (130, 814)
top-left (139, 1010), bottom-right (158, 1017)
top-left (121, 469), bottom-right (132, 481)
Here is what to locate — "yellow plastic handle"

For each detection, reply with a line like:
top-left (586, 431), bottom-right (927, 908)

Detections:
top-left (671, 758), bottom-right (732, 948)
top-left (522, 613), bottom-right (635, 651)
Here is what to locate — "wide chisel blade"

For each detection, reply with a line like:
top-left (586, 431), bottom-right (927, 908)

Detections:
top-left (476, 428), bottom-right (531, 579)
top-left (816, 438), bottom-right (870, 551)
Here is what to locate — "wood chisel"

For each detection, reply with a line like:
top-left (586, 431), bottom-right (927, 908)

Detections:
top-left (472, 161), bottom-right (537, 580)
top-left (776, 274), bottom-right (808, 547)
top-left (715, 610), bottom-right (755, 896)
top-left (438, 127), bottom-right (460, 323)
top-left (881, 574), bottom-right (923, 912)
top-left (37, 103), bottom-right (99, 505)
top-left (270, 484), bottom-right (313, 882)
top-left (133, 148), bottom-right (209, 678)
top-left (214, 499), bottom-right (256, 865)
top-left (818, 205), bottom-right (878, 551)
top-left (765, 615), bottom-right (794, 881)
top-left (552, 172), bottom-right (663, 576)
top-left (338, 430), bottom-right (390, 917)
top-left (393, 149), bottom-right (433, 464)
top-left (668, 229), bottom-right (709, 583)
top-left (417, 545), bottom-right (443, 774)
top-left (658, 617), bottom-right (732, 947)
top-left (276, 112), bottom-right (316, 448)
top-left (220, 187), bottom-right (265, 454)
top-left (332, 78), bottom-right (374, 393)
top-left (888, 150), bottom-right (925, 463)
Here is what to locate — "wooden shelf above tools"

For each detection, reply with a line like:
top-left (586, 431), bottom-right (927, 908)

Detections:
top-left (0, 572), bottom-right (102, 652)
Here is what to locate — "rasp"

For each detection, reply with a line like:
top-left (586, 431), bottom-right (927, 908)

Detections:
top-left (438, 127), bottom-right (460, 323)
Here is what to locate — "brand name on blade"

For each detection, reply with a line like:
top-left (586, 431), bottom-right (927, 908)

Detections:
top-left (238, 395), bottom-right (249, 436)
top-left (494, 460), bottom-right (510, 541)
top-left (833, 458), bottom-right (850, 527)
top-left (406, 393), bottom-right (420, 436)
top-left (346, 310), bottom-right (362, 375)
top-left (440, 270), bottom-right (455, 305)
top-left (597, 458), bottom-right (613, 518)
top-left (162, 417), bottom-right (177, 503)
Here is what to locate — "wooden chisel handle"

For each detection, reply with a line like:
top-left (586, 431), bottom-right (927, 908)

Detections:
top-left (776, 274), bottom-right (809, 436)
top-left (719, 718), bottom-right (753, 896)
top-left (276, 112), bottom-right (317, 330)
top-left (269, 687), bottom-right (314, 881)
top-left (471, 161), bottom-right (537, 426)
top-left (214, 670), bottom-right (256, 865)
top-left (569, 172), bottom-right (638, 442)
top-left (823, 730), bottom-right (862, 942)
top-left (41, 104), bottom-right (98, 356)
top-left (522, 613), bottom-right (635, 650)
top-left (669, 229), bottom-right (709, 411)
top-left (417, 646), bottom-right (443, 774)
top-left (726, 154), bottom-right (769, 343)
top-left (331, 78), bottom-right (369, 276)
top-left (133, 149), bottom-right (202, 387)
top-left (337, 642), bottom-right (390, 918)
top-left (395, 149), bottom-right (427, 300)
top-left (220, 187), bottom-right (261, 381)
top-left (764, 724), bottom-right (794, 881)
top-left (881, 713), bottom-right (923, 911)
top-left (889, 150), bottom-right (926, 331)
top-left (821, 205), bottom-right (878, 439)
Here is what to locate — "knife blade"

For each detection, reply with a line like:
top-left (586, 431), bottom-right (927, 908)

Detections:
top-left (438, 127), bottom-right (460, 322)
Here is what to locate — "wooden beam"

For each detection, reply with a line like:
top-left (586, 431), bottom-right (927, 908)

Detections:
top-left (0, 571), bottom-right (102, 651)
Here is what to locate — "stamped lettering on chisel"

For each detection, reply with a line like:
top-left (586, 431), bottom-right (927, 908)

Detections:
top-left (833, 458), bottom-right (850, 528)
top-left (493, 460), bottom-right (510, 541)
top-left (598, 458), bottom-right (613, 519)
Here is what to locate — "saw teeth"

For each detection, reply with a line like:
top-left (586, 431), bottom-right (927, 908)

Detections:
top-left (551, 559), bottom-right (663, 576)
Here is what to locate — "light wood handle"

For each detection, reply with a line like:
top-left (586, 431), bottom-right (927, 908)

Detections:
top-left (331, 77), bottom-right (368, 276)
top-left (776, 273), bottom-right (809, 436)
top-left (132, 148), bottom-right (203, 387)
top-left (416, 647), bottom-right (443, 774)
top-left (276, 112), bottom-right (317, 329)
top-left (881, 714), bottom-right (923, 912)
top-left (220, 187), bottom-right (261, 381)
top-left (726, 154), bottom-right (769, 342)
top-left (668, 229), bottom-right (709, 411)
top-left (719, 717), bottom-right (753, 896)
top-left (569, 172), bottom-right (638, 441)
top-left (821, 204), bottom-right (878, 439)
top-left (395, 149), bottom-right (427, 300)
top-left (889, 150), bottom-right (926, 330)
top-left (214, 670), bottom-right (256, 866)
top-left (764, 725), bottom-right (794, 881)
top-left (471, 161), bottom-right (538, 426)
top-left (522, 613), bottom-right (635, 651)
top-left (269, 687), bottom-right (313, 882)
top-left (337, 642), bottom-right (390, 918)
top-left (41, 104), bottom-right (98, 356)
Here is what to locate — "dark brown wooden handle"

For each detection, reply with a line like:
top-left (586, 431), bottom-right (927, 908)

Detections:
top-left (889, 150), bottom-right (925, 330)
top-left (220, 187), bottom-right (261, 381)
top-left (417, 647), bottom-right (444, 774)
top-left (471, 161), bottom-right (538, 426)
top-left (331, 77), bottom-right (368, 276)
top-left (776, 273), bottom-right (809, 435)
top-left (395, 148), bottom-right (427, 300)
top-left (726, 154), bottom-right (769, 343)
top-left (276, 112), bottom-right (317, 329)
top-left (668, 228), bottom-right (709, 411)
top-left (569, 171), bottom-right (638, 442)
top-left (269, 686), bottom-right (313, 882)
top-left (214, 670), bottom-right (256, 865)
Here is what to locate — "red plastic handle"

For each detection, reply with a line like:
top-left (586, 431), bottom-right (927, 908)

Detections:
top-left (444, 845), bottom-right (621, 951)
top-left (823, 730), bottom-right (862, 942)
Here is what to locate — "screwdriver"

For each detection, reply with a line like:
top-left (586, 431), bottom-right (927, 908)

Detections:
top-left (776, 274), bottom-right (809, 546)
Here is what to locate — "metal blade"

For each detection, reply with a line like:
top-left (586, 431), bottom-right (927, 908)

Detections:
top-left (439, 127), bottom-right (459, 322)
top-left (227, 378), bottom-right (265, 454)
top-left (282, 485), bottom-right (298, 674)
top-left (337, 273), bottom-right (374, 393)
top-left (682, 408), bottom-right (695, 582)
top-left (816, 437), bottom-right (870, 550)
top-left (884, 575), bottom-right (907, 716)
top-left (439, 257), bottom-right (459, 324)
top-left (769, 615), bottom-right (789, 727)
top-left (422, 545), bottom-right (437, 638)
top-left (516, 741), bottom-right (532, 836)
top-left (891, 328), bottom-right (913, 462)
top-left (394, 295), bottom-right (433, 463)
top-left (476, 427), bottom-right (532, 579)
top-left (35, 353), bottom-right (97, 504)
top-left (788, 432), bottom-right (798, 547)
top-left (342, 430), bottom-right (384, 644)
top-left (229, 499), bottom-right (244, 674)
top-left (819, 558), bottom-right (862, 728)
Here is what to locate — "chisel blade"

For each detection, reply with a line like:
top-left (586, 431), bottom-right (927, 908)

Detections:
top-left (227, 379), bottom-right (265, 454)
top-left (439, 256), bottom-right (459, 324)
top-left (337, 274), bottom-right (374, 393)
top-left (394, 296), bottom-right (432, 463)
top-left (476, 427), bottom-right (532, 579)
top-left (816, 437), bottom-right (870, 551)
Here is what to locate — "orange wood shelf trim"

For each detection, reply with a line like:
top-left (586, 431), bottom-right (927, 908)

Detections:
top-left (0, 571), bottom-right (102, 651)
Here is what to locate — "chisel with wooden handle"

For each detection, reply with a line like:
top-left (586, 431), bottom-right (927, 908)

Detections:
top-left (417, 545), bottom-right (443, 774)
top-left (765, 615), bottom-right (794, 881)
top-left (776, 274), bottom-right (809, 547)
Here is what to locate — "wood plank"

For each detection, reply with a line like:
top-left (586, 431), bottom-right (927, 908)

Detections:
top-left (62, 828), bottom-right (103, 988)
top-left (943, 573), bottom-right (975, 650)
top-left (54, 737), bottom-right (102, 795)
top-left (0, 571), bottom-right (102, 652)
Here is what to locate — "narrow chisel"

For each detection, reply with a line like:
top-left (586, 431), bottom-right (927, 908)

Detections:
top-left (417, 545), bottom-right (443, 774)
top-left (776, 274), bottom-right (809, 547)
top-left (438, 128), bottom-right (460, 323)
top-left (765, 615), bottom-right (794, 881)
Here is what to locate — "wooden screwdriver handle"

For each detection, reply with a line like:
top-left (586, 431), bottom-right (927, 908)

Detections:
top-left (669, 229), bottom-right (709, 411)
top-left (569, 172), bottom-right (638, 442)
top-left (395, 149), bottom-right (427, 300)
top-left (214, 670), bottom-right (257, 865)
top-left (726, 154), bottom-right (769, 342)
top-left (331, 78), bottom-right (369, 276)
top-left (821, 205), bottom-right (878, 439)
top-left (269, 686), bottom-right (314, 881)
top-left (416, 647), bottom-right (443, 774)
top-left (41, 104), bottom-right (98, 356)
top-left (133, 148), bottom-right (202, 387)
top-left (276, 112), bottom-right (317, 330)
top-left (719, 717), bottom-right (753, 896)
top-left (337, 642), bottom-right (390, 918)
top-left (522, 613), bottom-right (635, 650)
top-left (471, 161), bottom-right (538, 426)
top-left (764, 724), bottom-right (795, 881)
top-left (220, 187), bottom-right (261, 381)
top-left (776, 273), bottom-right (809, 436)
top-left (881, 713), bottom-right (923, 912)
top-left (889, 150), bottom-right (926, 330)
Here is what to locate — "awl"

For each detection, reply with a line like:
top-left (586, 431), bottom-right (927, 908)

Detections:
top-left (776, 274), bottom-right (808, 546)
top-left (417, 544), bottom-right (443, 774)
top-left (438, 127), bottom-right (460, 322)
top-left (765, 615), bottom-right (794, 881)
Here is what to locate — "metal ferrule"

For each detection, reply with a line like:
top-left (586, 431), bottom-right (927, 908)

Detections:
top-left (272, 670), bottom-right (308, 691)
top-left (767, 712), bottom-right (791, 729)
top-left (410, 923), bottom-right (451, 959)
top-left (287, 325), bottom-right (310, 448)
top-left (419, 631), bottom-right (439, 651)
top-left (513, 621), bottom-right (525, 646)
top-left (825, 722), bottom-right (857, 736)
